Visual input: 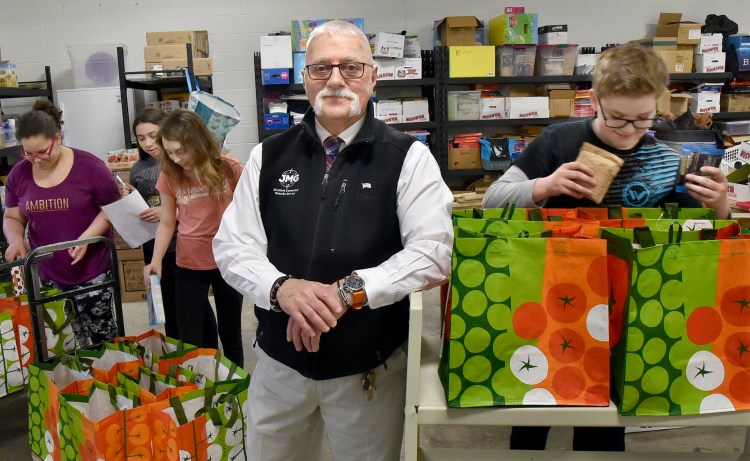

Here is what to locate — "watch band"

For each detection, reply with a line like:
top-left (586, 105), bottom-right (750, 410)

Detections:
top-left (336, 278), bottom-right (352, 309)
top-left (349, 289), bottom-right (367, 309)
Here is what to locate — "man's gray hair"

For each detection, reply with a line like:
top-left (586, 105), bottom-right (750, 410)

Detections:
top-left (305, 20), bottom-right (372, 62)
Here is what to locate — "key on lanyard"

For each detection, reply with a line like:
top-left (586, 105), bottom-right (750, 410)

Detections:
top-left (362, 370), bottom-right (376, 401)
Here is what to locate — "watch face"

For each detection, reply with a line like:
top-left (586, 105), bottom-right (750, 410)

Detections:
top-left (345, 275), bottom-right (365, 291)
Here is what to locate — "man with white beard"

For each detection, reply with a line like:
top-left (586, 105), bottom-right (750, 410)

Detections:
top-left (213, 20), bottom-right (453, 461)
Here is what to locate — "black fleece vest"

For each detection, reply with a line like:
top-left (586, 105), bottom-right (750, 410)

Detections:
top-left (256, 106), bottom-right (413, 380)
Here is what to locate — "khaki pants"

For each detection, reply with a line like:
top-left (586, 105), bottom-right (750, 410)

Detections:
top-left (247, 343), bottom-right (407, 461)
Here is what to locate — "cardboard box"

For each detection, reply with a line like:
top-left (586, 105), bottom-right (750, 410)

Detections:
top-left (291, 18), bottom-right (365, 52)
top-left (144, 44), bottom-right (191, 63)
top-left (293, 52), bottom-right (306, 84)
top-left (262, 68), bottom-right (290, 85)
top-left (146, 30), bottom-right (209, 57)
top-left (403, 37), bottom-right (421, 58)
top-left (260, 35), bottom-right (293, 69)
top-left (657, 90), bottom-right (691, 115)
top-left (370, 32), bottom-right (405, 58)
top-left (117, 249), bottom-right (146, 303)
top-left (697, 33), bottom-right (723, 54)
top-left (373, 58), bottom-right (395, 80)
top-left (161, 58), bottom-right (213, 76)
top-left (434, 16), bottom-right (483, 46)
top-left (506, 97), bottom-right (549, 119)
top-left (690, 92), bottom-right (721, 114)
top-left (575, 53), bottom-right (598, 75)
top-left (448, 146), bottom-right (481, 170)
top-left (656, 13), bottom-right (702, 45)
top-left (394, 57), bottom-right (422, 79)
top-left (489, 13), bottom-right (539, 45)
top-left (375, 100), bottom-right (402, 124)
top-left (447, 90), bottom-right (481, 120)
top-left (721, 93), bottom-right (750, 112)
top-left (657, 49), bottom-right (692, 73)
top-left (0, 61), bottom-right (18, 88)
top-left (538, 25), bottom-right (568, 45)
top-left (448, 46), bottom-right (495, 78)
top-left (479, 97), bottom-right (506, 120)
top-left (264, 113), bottom-right (290, 130)
top-left (548, 89), bottom-right (576, 117)
top-left (402, 99), bottom-right (430, 123)
top-left (695, 52), bottom-right (726, 73)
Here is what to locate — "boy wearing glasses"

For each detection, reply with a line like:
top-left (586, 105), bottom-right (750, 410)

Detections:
top-left (484, 43), bottom-right (730, 452)
top-left (213, 20), bottom-right (453, 460)
top-left (483, 43), bottom-right (730, 220)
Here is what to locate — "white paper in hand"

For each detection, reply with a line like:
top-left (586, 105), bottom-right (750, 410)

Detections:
top-left (102, 193), bottom-right (159, 248)
top-left (147, 274), bottom-right (165, 325)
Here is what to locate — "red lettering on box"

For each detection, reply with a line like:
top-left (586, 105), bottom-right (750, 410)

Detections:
top-left (519, 111), bottom-right (539, 118)
top-left (706, 65), bottom-right (724, 72)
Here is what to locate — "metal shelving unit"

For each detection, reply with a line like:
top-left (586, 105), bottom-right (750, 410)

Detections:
top-left (0, 66), bottom-right (53, 159)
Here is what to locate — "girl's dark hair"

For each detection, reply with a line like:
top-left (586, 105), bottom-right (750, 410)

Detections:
top-left (133, 108), bottom-right (167, 160)
top-left (15, 99), bottom-right (63, 141)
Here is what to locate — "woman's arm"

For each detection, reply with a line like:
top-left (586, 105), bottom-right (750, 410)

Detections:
top-left (143, 192), bottom-right (177, 280)
top-left (2, 207), bottom-right (28, 261)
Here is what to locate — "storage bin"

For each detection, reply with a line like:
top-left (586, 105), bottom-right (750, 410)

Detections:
top-left (496, 45), bottom-right (536, 76)
top-left (67, 44), bottom-right (127, 88)
top-left (536, 44), bottom-right (577, 76)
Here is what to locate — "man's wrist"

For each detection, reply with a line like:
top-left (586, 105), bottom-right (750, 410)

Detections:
top-left (270, 275), bottom-right (294, 312)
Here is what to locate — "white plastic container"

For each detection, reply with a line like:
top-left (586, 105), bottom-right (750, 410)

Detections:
top-left (67, 44), bottom-right (127, 88)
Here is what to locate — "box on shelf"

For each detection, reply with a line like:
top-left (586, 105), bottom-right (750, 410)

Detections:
top-left (293, 52), bottom-right (306, 84)
top-left (146, 30), bottom-right (209, 57)
top-left (657, 90), bottom-right (691, 115)
top-left (715, 120), bottom-right (750, 136)
top-left (402, 98), bottom-right (430, 123)
top-left (264, 113), bottom-right (290, 130)
top-left (538, 25), bottom-right (568, 45)
top-left (370, 32), bottom-right (405, 58)
top-left (0, 61), bottom-right (18, 88)
top-left (403, 37), bottom-right (421, 58)
top-left (548, 89), bottom-right (576, 117)
top-left (575, 53), bottom-right (598, 75)
top-left (117, 249), bottom-right (146, 303)
top-left (690, 92), bottom-right (721, 114)
top-left (160, 58), bottom-right (213, 76)
top-left (394, 57), bottom-right (422, 79)
top-left (721, 93), bottom-right (750, 112)
top-left (489, 12), bottom-right (538, 45)
top-left (260, 35), bottom-right (293, 69)
top-left (655, 12), bottom-right (702, 45)
top-left (144, 44), bottom-right (192, 63)
top-left (448, 46), bottom-right (495, 78)
top-left (448, 146), bottom-right (481, 169)
top-left (374, 58), bottom-right (396, 80)
top-left (447, 90), bottom-right (481, 120)
top-left (262, 68), bottom-right (290, 85)
top-left (696, 33), bottom-right (723, 54)
top-left (68, 44), bottom-right (125, 88)
top-left (656, 49), bottom-right (692, 73)
top-left (695, 52), bottom-right (726, 73)
top-left (375, 100), bottom-right (403, 124)
top-left (479, 97), bottom-right (505, 120)
top-left (496, 45), bottom-right (536, 76)
top-left (536, 44), bottom-right (577, 76)
top-left (291, 18), bottom-right (365, 52)
top-left (506, 96), bottom-right (549, 119)
top-left (434, 16), bottom-right (483, 46)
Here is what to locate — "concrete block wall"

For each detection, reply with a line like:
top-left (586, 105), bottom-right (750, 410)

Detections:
top-left (1, 0), bottom-right (748, 163)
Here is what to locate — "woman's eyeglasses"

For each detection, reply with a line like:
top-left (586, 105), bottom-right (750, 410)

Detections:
top-left (21, 139), bottom-right (56, 159)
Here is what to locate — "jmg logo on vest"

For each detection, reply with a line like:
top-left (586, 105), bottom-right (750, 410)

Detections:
top-left (279, 169), bottom-right (300, 189)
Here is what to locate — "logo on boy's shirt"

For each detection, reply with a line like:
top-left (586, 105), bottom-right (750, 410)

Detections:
top-left (25, 197), bottom-right (70, 213)
top-left (622, 181), bottom-right (652, 207)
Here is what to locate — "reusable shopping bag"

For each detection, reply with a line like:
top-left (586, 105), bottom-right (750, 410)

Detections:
top-left (184, 69), bottom-right (241, 145)
top-left (77, 342), bottom-right (144, 384)
top-left (440, 235), bottom-right (610, 407)
top-left (58, 381), bottom-right (150, 461)
top-left (604, 227), bottom-right (750, 415)
top-left (116, 329), bottom-right (195, 370)
top-left (0, 310), bottom-right (24, 397)
top-left (116, 367), bottom-right (199, 403)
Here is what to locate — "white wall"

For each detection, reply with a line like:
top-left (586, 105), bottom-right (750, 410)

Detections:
top-left (1, 0), bottom-right (749, 162)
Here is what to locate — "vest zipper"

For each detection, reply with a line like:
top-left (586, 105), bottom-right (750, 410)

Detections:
top-left (305, 171), bottom-right (331, 277)
top-left (330, 179), bottom-right (348, 253)
top-left (321, 173), bottom-right (329, 200)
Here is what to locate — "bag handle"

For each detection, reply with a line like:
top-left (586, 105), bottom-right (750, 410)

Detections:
top-left (608, 206), bottom-right (623, 219)
top-left (662, 203), bottom-right (679, 219)
top-left (633, 226), bottom-right (656, 248)
top-left (183, 68), bottom-right (201, 93)
top-left (500, 203), bottom-right (515, 222)
top-left (527, 209), bottom-right (543, 221)
top-left (668, 222), bottom-right (683, 243)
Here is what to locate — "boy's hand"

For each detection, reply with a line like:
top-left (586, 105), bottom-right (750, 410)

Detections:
top-left (535, 161), bottom-right (597, 201)
top-left (685, 166), bottom-right (731, 219)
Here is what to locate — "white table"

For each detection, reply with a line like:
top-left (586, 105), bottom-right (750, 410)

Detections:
top-left (404, 292), bottom-right (750, 461)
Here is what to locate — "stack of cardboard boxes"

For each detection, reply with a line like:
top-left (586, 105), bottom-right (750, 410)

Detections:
top-left (144, 30), bottom-right (212, 77)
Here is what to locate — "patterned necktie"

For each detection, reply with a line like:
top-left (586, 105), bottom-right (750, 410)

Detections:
top-left (323, 136), bottom-right (340, 172)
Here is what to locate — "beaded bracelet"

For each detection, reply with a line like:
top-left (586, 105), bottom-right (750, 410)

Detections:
top-left (269, 275), bottom-right (294, 312)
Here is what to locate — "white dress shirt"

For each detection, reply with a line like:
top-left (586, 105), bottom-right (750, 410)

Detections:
top-left (213, 121), bottom-right (454, 310)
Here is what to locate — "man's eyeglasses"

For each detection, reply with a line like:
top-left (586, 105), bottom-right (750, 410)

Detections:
top-left (21, 139), bottom-right (56, 160)
top-left (305, 62), bottom-right (372, 80)
top-left (599, 102), bottom-right (657, 129)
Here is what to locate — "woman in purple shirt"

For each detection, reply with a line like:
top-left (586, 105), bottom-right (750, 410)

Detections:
top-left (2, 99), bottom-right (121, 346)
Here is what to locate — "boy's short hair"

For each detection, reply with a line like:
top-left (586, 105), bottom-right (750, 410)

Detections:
top-left (593, 43), bottom-right (669, 99)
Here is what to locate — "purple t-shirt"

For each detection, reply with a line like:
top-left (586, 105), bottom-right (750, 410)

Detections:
top-left (5, 149), bottom-right (121, 288)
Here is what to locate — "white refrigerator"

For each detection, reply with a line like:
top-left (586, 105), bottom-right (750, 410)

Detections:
top-left (56, 87), bottom-right (135, 162)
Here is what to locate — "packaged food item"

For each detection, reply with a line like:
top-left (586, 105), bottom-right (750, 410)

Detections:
top-left (575, 142), bottom-right (624, 203)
